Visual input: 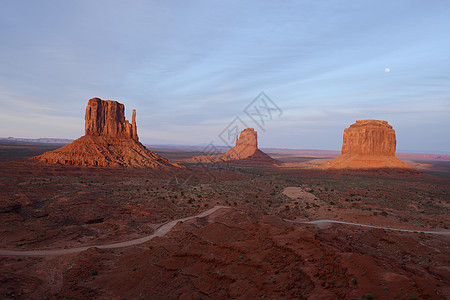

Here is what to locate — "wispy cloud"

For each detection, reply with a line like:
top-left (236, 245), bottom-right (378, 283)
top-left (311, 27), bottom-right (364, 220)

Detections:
top-left (1, 1), bottom-right (449, 152)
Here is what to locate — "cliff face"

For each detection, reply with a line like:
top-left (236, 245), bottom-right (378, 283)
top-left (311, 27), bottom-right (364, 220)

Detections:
top-left (33, 98), bottom-right (179, 169)
top-left (226, 128), bottom-right (259, 160)
top-left (320, 120), bottom-right (413, 171)
top-left (85, 98), bottom-right (138, 141)
top-left (190, 128), bottom-right (278, 165)
top-left (342, 120), bottom-right (396, 156)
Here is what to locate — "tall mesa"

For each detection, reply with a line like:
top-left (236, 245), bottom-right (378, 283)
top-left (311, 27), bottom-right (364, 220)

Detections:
top-left (320, 119), bottom-right (414, 170)
top-left (342, 119), bottom-right (396, 156)
top-left (32, 98), bottom-right (180, 169)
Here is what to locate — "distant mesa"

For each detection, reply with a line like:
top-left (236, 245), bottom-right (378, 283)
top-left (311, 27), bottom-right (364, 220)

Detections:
top-left (319, 119), bottom-right (414, 170)
top-left (190, 128), bottom-right (279, 165)
top-left (32, 98), bottom-right (181, 169)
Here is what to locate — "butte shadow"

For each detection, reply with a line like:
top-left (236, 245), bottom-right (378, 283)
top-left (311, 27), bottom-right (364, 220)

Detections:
top-left (32, 98), bottom-right (181, 169)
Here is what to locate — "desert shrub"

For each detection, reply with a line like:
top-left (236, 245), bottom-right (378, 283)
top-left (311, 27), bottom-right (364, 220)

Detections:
top-left (362, 294), bottom-right (374, 300)
top-left (91, 270), bottom-right (98, 276)
top-left (351, 278), bottom-right (358, 285)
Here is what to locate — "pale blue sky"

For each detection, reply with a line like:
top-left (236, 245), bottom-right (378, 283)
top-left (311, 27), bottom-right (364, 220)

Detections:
top-left (1, 1), bottom-right (449, 153)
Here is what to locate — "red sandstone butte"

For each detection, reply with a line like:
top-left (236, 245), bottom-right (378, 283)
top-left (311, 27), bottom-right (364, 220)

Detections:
top-left (320, 119), bottom-right (414, 170)
top-left (32, 98), bottom-right (180, 169)
top-left (84, 98), bottom-right (138, 141)
top-left (190, 128), bottom-right (279, 165)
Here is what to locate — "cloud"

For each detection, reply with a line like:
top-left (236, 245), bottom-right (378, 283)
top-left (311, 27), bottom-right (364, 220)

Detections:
top-left (1, 1), bottom-right (450, 152)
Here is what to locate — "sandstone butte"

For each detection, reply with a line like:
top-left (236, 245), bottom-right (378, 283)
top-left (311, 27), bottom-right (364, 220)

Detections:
top-left (190, 128), bottom-right (279, 165)
top-left (32, 98), bottom-right (181, 169)
top-left (319, 119), bottom-right (414, 170)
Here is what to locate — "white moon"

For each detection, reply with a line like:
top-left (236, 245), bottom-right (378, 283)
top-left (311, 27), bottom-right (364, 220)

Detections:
top-left (385, 67), bottom-right (391, 73)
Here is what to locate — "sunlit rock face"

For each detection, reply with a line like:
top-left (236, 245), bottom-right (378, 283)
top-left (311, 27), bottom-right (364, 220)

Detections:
top-left (85, 97), bottom-right (138, 141)
top-left (341, 120), bottom-right (396, 156)
top-left (226, 128), bottom-right (258, 160)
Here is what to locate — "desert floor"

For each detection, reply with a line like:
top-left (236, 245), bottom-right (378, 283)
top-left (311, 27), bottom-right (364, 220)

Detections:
top-left (0, 141), bottom-right (449, 299)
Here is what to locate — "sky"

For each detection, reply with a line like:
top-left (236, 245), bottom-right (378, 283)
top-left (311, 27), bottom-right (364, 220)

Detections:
top-left (1, 0), bottom-right (449, 153)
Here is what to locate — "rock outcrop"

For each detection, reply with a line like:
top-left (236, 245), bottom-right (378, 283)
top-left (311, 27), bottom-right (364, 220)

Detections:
top-left (85, 98), bottom-right (138, 140)
top-left (32, 98), bottom-right (180, 169)
top-left (190, 128), bottom-right (279, 165)
top-left (341, 120), bottom-right (396, 156)
top-left (320, 120), bottom-right (413, 170)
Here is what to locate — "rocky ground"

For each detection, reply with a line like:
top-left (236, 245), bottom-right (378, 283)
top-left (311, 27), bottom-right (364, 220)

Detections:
top-left (0, 144), bottom-right (449, 299)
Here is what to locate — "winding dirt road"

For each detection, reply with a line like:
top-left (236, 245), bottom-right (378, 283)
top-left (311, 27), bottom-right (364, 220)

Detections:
top-left (286, 219), bottom-right (450, 235)
top-left (0, 206), bottom-right (230, 257)
top-left (0, 205), bottom-right (448, 257)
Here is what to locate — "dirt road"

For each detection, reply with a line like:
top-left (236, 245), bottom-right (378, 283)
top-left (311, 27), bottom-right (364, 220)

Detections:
top-left (0, 206), bottom-right (230, 257)
top-left (1, 205), bottom-right (448, 257)
top-left (286, 219), bottom-right (450, 235)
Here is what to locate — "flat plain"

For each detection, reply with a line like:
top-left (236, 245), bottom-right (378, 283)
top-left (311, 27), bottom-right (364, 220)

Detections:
top-left (1, 141), bottom-right (449, 299)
